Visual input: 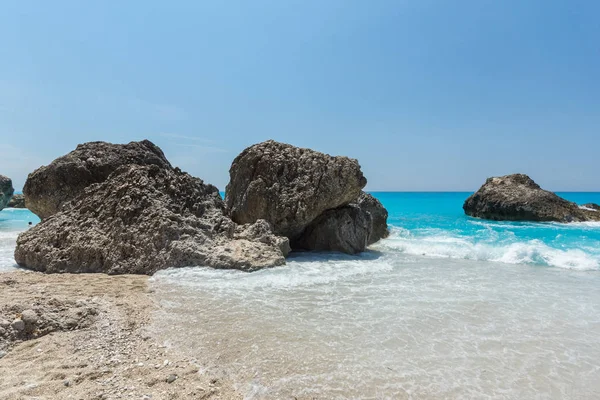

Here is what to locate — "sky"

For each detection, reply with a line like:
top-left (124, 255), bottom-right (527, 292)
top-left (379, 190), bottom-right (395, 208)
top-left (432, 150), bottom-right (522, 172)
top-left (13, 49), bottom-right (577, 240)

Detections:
top-left (1, 0), bottom-right (599, 191)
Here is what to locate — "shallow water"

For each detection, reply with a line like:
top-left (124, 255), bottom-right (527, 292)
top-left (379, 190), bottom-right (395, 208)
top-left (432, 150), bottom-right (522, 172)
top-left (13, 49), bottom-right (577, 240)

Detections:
top-left (152, 253), bottom-right (600, 399)
top-left (0, 207), bottom-right (39, 272)
top-left (149, 192), bottom-right (600, 399)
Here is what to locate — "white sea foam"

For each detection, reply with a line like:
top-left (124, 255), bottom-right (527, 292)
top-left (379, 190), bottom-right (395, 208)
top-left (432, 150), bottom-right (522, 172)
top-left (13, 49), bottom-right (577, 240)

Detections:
top-left (152, 252), bottom-right (600, 399)
top-left (374, 228), bottom-right (600, 271)
top-left (0, 230), bottom-right (20, 272)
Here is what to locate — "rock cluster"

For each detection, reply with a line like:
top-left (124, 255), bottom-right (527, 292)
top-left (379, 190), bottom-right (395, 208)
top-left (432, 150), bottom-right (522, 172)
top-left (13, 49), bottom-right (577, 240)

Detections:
top-left (0, 298), bottom-right (98, 355)
top-left (226, 140), bottom-right (388, 253)
top-left (16, 139), bottom-right (388, 274)
top-left (464, 174), bottom-right (600, 222)
top-left (16, 140), bottom-right (288, 274)
top-left (0, 175), bottom-right (14, 211)
top-left (7, 193), bottom-right (25, 208)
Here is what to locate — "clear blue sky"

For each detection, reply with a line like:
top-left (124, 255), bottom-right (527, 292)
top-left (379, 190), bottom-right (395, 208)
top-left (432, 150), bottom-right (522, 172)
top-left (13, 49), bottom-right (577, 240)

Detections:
top-left (1, 0), bottom-right (599, 191)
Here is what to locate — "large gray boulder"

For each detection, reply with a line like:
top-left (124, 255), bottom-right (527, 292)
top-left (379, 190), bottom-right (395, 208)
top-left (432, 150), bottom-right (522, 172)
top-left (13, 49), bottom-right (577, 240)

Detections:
top-left (356, 192), bottom-right (389, 245)
top-left (15, 164), bottom-right (288, 274)
top-left (23, 140), bottom-right (172, 220)
top-left (7, 194), bottom-right (26, 208)
top-left (225, 141), bottom-right (388, 254)
top-left (226, 140), bottom-right (367, 240)
top-left (0, 175), bottom-right (14, 211)
top-left (464, 174), bottom-right (600, 222)
top-left (293, 204), bottom-right (372, 254)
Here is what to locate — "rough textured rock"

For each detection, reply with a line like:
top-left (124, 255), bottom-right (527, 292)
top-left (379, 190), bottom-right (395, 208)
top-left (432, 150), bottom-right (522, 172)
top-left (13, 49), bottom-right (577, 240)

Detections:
top-left (15, 164), bottom-right (288, 274)
top-left (581, 203), bottom-right (600, 211)
top-left (356, 192), bottom-right (389, 245)
top-left (0, 175), bottom-right (14, 211)
top-left (294, 192), bottom-right (390, 253)
top-left (464, 174), bottom-right (600, 222)
top-left (226, 140), bottom-right (367, 240)
top-left (7, 193), bottom-right (25, 208)
top-left (293, 205), bottom-right (372, 254)
top-left (23, 140), bottom-right (172, 220)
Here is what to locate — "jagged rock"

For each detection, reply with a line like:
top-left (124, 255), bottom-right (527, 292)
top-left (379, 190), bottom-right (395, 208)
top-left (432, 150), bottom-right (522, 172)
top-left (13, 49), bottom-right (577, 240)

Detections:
top-left (464, 174), bottom-right (600, 222)
top-left (581, 203), bottom-right (600, 211)
top-left (293, 205), bottom-right (372, 254)
top-left (23, 140), bottom-right (172, 220)
top-left (225, 140), bottom-right (367, 240)
top-left (7, 194), bottom-right (25, 208)
top-left (293, 192), bottom-right (390, 253)
top-left (15, 164), bottom-right (287, 274)
top-left (356, 192), bottom-right (389, 245)
top-left (0, 175), bottom-right (14, 211)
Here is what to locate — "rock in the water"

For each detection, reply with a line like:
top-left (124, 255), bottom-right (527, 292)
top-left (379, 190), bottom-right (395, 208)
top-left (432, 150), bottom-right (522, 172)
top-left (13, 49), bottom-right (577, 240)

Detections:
top-left (7, 194), bottom-right (26, 208)
top-left (464, 174), bottom-right (600, 222)
top-left (23, 140), bottom-right (172, 220)
top-left (0, 175), bottom-right (14, 211)
top-left (356, 192), bottom-right (389, 245)
top-left (581, 203), bottom-right (600, 211)
top-left (293, 192), bottom-right (389, 253)
top-left (226, 140), bottom-right (367, 240)
top-left (293, 205), bottom-right (372, 254)
top-left (15, 164), bottom-right (287, 274)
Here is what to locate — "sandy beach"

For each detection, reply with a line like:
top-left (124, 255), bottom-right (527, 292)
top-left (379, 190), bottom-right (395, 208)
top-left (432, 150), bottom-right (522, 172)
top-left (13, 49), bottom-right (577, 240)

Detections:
top-left (0, 271), bottom-right (240, 400)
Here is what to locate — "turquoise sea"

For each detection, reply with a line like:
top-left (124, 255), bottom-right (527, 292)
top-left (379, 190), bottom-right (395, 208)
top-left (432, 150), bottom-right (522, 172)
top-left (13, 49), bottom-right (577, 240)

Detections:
top-left (2, 192), bottom-right (600, 398)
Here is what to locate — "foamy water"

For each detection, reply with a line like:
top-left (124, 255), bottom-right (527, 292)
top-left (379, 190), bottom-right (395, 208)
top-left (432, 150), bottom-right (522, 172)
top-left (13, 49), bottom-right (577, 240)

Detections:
top-left (152, 254), bottom-right (600, 399)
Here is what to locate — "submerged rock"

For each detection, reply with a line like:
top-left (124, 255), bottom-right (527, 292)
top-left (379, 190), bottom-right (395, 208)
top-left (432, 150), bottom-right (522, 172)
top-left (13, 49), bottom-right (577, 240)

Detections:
top-left (0, 175), bottom-right (14, 211)
top-left (464, 174), bottom-right (600, 222)
top-left (7, 194), bottom-right (25, 208)
top-left (226, 140), bottom-right (388, 254)
top-left (226, 140), bottom-right (367, 240)
top-left (24, 140), bottom-right (172, 220)
top-left (15, 164), bottom-right (287, 274)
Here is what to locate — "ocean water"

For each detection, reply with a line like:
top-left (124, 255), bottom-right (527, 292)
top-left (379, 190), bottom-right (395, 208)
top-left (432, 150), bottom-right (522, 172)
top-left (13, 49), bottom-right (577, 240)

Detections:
top-left (150, 192), bottom-right (600, 399)
top-left (0, 207), bottom-right (39, 272)
top-left (1, 193), bottom-right (600, 398)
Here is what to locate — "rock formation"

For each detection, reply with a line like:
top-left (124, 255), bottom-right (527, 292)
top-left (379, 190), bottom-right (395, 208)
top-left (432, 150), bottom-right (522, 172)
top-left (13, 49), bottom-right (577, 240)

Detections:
top-left (15, 141), bottom-right (289, 275)
top-left (581, 203), bottom-right (600, 211)
top-left (226, 140), bottom-right (388, 253)
top-left (23, 140), bottom-right (172, 220)
top-left (464, 174), bottom-right (600, 222)
top-left (293, 204), bottom-right (372, 254)
top-left (7, 194), bottom-right (25, 208)
top-left (356, 192), bottom-right (389, 245)
top-left (0, 175), bottom-right (14, 211)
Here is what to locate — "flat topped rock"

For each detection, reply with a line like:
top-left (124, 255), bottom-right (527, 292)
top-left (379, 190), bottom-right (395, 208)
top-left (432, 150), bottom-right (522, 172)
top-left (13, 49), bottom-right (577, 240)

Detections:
top-left (226, 140), bottom-right (367, 240)
top-left (23, 140), bottom-right (172, 220)
top-left (464, 174), bottom-right (600, 222)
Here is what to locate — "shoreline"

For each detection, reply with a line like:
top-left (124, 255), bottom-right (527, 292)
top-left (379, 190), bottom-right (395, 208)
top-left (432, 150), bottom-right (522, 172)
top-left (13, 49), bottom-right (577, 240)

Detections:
top-left (0, 270), bottom-right (240, 400)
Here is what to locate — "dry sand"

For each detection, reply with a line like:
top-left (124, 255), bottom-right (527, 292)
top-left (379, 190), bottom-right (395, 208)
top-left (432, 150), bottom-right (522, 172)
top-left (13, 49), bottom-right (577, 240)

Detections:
top-left (0, 271), bottom-right (241, 400)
